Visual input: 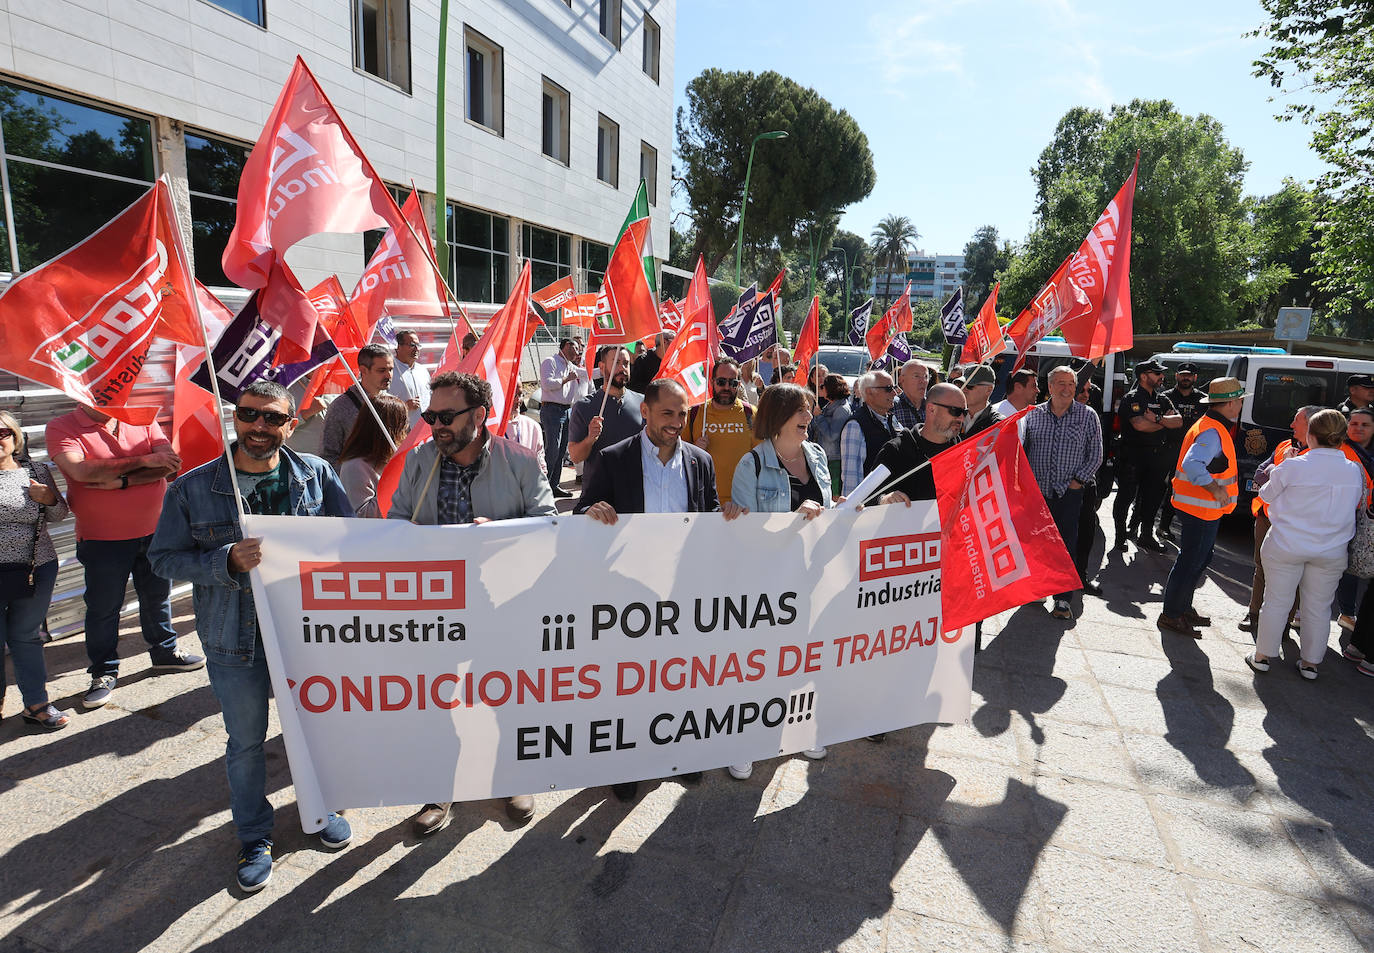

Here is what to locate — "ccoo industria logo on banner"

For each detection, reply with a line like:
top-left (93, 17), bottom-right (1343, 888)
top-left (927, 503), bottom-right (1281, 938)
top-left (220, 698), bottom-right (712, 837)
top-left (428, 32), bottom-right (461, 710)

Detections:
top-left (298, 560), bottom-right (468, 643)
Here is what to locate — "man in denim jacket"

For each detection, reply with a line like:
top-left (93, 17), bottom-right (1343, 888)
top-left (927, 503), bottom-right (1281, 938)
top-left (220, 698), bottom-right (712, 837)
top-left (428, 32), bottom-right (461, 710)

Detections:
top-left (150, 381), bottom-right (354, 893)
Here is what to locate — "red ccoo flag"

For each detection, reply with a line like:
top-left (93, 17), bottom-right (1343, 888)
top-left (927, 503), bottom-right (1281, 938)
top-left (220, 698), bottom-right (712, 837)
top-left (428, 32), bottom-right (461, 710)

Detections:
top-left (1059, 156), bottom-right (1138, 360)
top-left (1004, 255), bottom-right (1091, 371)
top-left (224, 56), bottom-right (406, 365)
top-left (791, 295), bottom-right (821, 386)
top-left (532, 274), bottom-right (577, 312)
top-left (298, 277), bottom-right (369, 414)
top-left (351, 189), bottom-right (451, 339)
top-left (959, 283), bottom-right (1005, 366)
top-left (931, 409), bottom-right (1082, 631)
top-left (170, 282), bottom-right (235, 475)
top-left (654, 256), bottom-right (718, 404)
top-left (0, 179), bottom-right (200, 424)
top-left (867, 282), bottom-right (911, 362)
top-left (590, 217), bottom-right (661, 349)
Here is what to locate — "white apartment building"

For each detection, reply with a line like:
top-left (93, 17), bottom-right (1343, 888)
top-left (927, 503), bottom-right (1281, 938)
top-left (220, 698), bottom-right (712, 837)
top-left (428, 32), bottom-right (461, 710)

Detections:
top-left (871, 250), bottom-right (964, 305)
top-left (0, 0), bottom-right (675, 311)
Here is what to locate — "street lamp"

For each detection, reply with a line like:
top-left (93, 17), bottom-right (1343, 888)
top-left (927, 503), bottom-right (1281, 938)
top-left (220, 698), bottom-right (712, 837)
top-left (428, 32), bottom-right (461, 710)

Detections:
top-left (734, 129), bottom-right (789, 287)
top-left (828, 245), bottom-right (850, 319)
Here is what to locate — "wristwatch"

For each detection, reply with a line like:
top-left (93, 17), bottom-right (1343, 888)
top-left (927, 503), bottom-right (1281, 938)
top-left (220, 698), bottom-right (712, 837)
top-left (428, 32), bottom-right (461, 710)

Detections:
top-left (120, 473), bottom-right (129, 490)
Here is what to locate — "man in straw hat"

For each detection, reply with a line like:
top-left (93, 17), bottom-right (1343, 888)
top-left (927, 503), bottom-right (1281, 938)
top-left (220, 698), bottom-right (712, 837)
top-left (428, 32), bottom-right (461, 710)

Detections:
top-left (1157, 376), bottom-right (1246, 639)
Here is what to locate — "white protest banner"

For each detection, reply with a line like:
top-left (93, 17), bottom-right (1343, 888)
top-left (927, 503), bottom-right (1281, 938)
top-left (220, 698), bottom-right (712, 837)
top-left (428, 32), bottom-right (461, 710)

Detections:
top-left (245, 504), bottom-right (972, 831)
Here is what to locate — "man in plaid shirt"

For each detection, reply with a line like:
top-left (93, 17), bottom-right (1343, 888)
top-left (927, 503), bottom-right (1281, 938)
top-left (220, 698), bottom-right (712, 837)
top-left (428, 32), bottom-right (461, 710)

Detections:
top-left (1022, 365), bottom-right (1103, 619)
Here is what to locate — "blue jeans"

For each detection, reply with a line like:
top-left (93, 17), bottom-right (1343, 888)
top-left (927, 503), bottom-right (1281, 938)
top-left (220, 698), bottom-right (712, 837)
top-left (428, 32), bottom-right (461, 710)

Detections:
top-left (1, 560), bottom-right (58, 708)
top-left (78, 534), bottom-right (176, 677)
top-left (206, 647), bottom-right (274, 845)
top-left (1044, 487), bottom-right (1084, 600)
top-left (1162, 512), bottom-right (1219, 617)
top-left (540, 402), bottom-right (572, 486)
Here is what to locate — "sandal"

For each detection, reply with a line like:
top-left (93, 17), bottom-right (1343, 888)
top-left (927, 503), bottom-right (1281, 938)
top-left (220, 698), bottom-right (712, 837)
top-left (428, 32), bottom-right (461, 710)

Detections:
top-left (21, 704), bottom-right (70, 731)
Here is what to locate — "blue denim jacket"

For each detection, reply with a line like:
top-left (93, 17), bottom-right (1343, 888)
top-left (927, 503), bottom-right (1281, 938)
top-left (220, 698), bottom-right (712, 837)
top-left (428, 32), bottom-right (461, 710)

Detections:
top-left (730, 439), bottom-right (833, 513)
top-left (148, 445), bottom-right (354, 665)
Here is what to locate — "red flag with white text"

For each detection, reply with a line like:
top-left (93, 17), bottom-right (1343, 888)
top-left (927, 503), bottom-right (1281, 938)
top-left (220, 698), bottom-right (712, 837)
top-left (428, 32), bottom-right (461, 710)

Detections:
top-left (658, 298), bottom-right (685, 334)
top-left (931, 410), bottom-right (1082, 630)
top-left (1005, 255), bottom-right (1091, 371)
top-left (351, 190), bottom-right (450, 338)
top-left (959, 283), bottom-right (1005, 365)
top-left (1058, 156), bottom-right (1138, 359)
top-left (299, 276), bottom-right (369, 413)
top-left (171, 282), bottom-right (236, 475)
top-left (532, 274), bottom-right (577, 312)
top-left (654, 257), bottom-right (717, 404)
top-left (0, 179), bottom-right (200, 425)
top-left (590, 218), bottom-right (660, 346)
top-left (867, 283), bottom-right (910, 362)
top-left (561, 293), bottom-right (599, 329)
top-left (791, 295), bottom-right (820, 386)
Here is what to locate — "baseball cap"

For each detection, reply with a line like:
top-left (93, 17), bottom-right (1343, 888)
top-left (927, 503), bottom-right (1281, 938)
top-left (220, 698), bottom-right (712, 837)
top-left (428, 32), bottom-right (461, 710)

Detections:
top-left (963, 365), bottom-right (996, 388)
top-left (1176, 362), bottom-right (1199, 374)
top-left (1136, 359), bottom-right (1166, 375)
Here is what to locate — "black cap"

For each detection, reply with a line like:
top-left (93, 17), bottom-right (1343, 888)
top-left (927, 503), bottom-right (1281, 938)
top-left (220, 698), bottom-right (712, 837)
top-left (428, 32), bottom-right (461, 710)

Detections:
top-left (1349, 374), bottom-right (1374, 388)
top-left (1176, 362), bottom-right (1199, 374)
top-left (1136, 359), bottom-right (1166, 375)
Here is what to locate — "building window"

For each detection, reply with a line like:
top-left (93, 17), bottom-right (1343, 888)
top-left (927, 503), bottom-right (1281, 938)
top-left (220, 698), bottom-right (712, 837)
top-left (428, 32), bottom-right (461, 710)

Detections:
top-left (581, 240), bottom-right (609, 294)
top-left (541, 78), bottom-right (570, 166)
top-left (0, 82), bottom-right (155, 273)
top-left (599, 0), bottom-right (621, 49)
top-left (185, 131), bottom-right (251, 287)
top-left (464, 27), bottom-right (503, 134)
top-left (596, 114), bottom-right (619, 187)
top-left (639, 142), bottom-right (657, 205)
top-left (447, 203), bottom-right (508, 304)
top-left (204, 0), bottom-right (265, 26)
top-left (362, 183), bottom-right (411, 263)
top-left (522, 223), bottom-right (571, 325)
top-left (353, 0), bottom-right (411, 91)
top-left (642, 15), bottom-right (660, 82)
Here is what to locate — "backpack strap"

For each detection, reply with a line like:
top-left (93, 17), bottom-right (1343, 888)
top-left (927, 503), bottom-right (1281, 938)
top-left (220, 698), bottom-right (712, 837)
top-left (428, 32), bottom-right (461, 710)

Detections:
top-left (751, 448), bottom-right (762, 478)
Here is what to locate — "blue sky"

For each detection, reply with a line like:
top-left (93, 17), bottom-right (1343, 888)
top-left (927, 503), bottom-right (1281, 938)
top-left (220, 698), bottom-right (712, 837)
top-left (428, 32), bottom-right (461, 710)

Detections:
top-left (670, 0), bottom-right (1327, 257)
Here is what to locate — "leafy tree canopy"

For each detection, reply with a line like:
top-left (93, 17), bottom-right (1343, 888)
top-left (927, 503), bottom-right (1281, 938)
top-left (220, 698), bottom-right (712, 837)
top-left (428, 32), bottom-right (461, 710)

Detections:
top-left (960, 225), bottom-right (1012, 316)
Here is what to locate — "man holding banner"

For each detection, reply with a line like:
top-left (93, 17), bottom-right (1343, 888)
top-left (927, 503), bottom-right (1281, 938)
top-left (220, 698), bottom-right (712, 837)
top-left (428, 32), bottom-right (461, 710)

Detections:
top-left (388, 371), bottom-right (554, 833)
top-left (873, 382), bottom-right (967, 505)
top-left (149, 381), bottom-right (356, 893)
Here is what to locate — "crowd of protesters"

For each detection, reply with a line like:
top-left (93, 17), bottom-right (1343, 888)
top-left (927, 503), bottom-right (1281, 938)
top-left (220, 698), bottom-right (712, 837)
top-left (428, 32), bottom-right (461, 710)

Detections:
top-left (5, 326), bottom-right (1374, 895)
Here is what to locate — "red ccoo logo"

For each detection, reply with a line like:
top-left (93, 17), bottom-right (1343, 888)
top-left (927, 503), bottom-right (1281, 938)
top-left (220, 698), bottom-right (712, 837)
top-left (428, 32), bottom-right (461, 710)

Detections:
top-left (858, 532), bottom-right (941, 581)
top-left (299, 560), bottom-right (465, 610)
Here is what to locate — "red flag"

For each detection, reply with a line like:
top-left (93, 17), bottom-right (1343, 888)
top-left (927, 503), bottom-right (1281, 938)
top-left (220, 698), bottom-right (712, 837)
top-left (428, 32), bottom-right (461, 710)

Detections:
top-left (170, 282), bottom-right (236, 475)
top-left (1059, 156), bottom-right (1138, 359)
top-left (658, 298), bottom-right (685, 334)
top-left (257, 258), bottom-right (323, 366)
top-left (1005, 255), bottom-right (1091, 371)
top-left (352, 190), bottom-right (451, 338)
top-left (931, 409), bottom-right (1082, 630)
top-left (561, 293), bottom-right (599, 328)
top-left (654, 257), bottom-right (717, 404)
top-left (298, 277), bottom-right (368, 414)
top-left (959, 282), bottom-right (1005, 365)
top-left (376, 264), bottom-right (533, 517)
top-left (223, 57), bottom-right (405, 364)
top-left (791, 296), bottom-right (820, 386)
top-left (591, 218), bottom-right (660, 346)
top-left (866, 283), bottom-right (910, 362)
top-left (532, 274), bottom-right (577, 312)
top-left (0, 179), bottom-right (199, 425)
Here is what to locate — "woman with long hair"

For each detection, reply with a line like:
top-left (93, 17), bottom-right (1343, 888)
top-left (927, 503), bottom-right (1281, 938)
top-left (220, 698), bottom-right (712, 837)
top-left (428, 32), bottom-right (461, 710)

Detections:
top-left (808, 374), bottom-right (854, 495)
top-left (0, 410), bottom-right (70, 729)
top-left (338, 394), bottom-right (409, 517)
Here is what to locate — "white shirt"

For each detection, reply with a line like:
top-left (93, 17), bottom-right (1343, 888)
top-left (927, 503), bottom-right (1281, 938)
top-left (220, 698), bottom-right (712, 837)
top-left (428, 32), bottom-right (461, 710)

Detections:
top-left (993, 398), bottom-right (1020, 418)
top-left (639, 430), bottom-right (687, 514)
top-left (1259, 448), bottom-right (1365, 559)
top-left (540, 351), bottom-right (588, 406)
top-left (388, 359), bottom-right (432, 429)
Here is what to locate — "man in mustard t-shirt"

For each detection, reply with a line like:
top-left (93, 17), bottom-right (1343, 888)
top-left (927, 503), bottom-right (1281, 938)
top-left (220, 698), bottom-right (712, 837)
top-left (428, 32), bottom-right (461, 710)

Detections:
top-left (684, 357), bottom-right (755, 504)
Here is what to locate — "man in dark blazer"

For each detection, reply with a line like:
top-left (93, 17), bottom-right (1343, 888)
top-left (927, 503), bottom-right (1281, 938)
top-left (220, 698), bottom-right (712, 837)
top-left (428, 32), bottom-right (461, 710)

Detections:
top-left (575, 378), bottom-right (745, 800)
top-left (575, 379), bottom-right (746, 521)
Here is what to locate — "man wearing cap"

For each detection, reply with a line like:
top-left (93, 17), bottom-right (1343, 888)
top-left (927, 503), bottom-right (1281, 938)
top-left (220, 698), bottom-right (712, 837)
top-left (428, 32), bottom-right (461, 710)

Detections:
top-left (1339, 374), bottom-right (1374, 417)
top-left (1157, 363), bottom-right (1206, 541)
top-left (1158, 377), bottom-right (1246, 638)
top-left (961, 365), bottom-right (1003, 437)
top-left (1113, 359), bottom-right (1182, 552)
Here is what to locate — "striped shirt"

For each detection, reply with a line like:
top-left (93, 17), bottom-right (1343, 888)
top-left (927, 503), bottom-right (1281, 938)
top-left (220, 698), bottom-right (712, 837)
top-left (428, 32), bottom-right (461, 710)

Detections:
top-left (1021, 400), bottom-right (1103, 497)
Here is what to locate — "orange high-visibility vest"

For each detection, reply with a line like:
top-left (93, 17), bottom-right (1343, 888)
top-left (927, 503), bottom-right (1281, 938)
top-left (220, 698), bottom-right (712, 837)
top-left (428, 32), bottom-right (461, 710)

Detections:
top-left (1171, 415), bottom-right (1238, 520)
top-left (1340, 442), bottom-right (1374, 505)
top-left (1251, 439), bottom-right (1303, 518)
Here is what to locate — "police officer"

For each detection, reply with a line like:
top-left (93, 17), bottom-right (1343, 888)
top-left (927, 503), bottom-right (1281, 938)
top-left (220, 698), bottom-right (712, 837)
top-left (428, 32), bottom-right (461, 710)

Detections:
top-left (1156, 362), bottom-right (1206, 541)
top-left (1338, 374), bottom-right (1374, 417)
top-left (1113, 359), bottom-right (1182, 552)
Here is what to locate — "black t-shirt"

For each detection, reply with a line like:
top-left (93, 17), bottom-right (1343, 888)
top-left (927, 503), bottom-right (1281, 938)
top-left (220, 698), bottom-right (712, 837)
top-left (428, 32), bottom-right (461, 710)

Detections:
top-left (873, 428), bottom-right (956, 502)
top-left (788, 469), bottom-right (824, 511)
top-left (1161, 387), bottom-right (1205, 445)
top-left (1117, 385), bottom-right (1177, 449)
top-left (236, 464), bottom-right (291, 516)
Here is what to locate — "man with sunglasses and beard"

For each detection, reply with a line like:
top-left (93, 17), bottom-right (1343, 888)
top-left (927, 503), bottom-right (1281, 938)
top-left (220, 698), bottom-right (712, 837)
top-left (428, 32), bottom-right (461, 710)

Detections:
top-left (683, 356), bottom-right (755, 505)
top-left (388, 371), bottom-right (555, 836)
top-left (150, 381), bottom-right (355, 893)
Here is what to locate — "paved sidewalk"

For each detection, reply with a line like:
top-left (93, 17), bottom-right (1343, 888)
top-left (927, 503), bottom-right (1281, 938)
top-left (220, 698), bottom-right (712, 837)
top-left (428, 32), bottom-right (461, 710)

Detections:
top-left (2, 509), bottom-right (1372, 953)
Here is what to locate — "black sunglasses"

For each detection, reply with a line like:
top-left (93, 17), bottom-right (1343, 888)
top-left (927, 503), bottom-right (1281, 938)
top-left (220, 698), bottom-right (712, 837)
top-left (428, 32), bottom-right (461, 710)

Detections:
top-left (714, 377), bottom-right (740, 387)
top-left (235, 407), bottom-right (293, 427)
top-left (876, 384), bottom-right (900, 393)
top-left (928, 401), bottom-right (968, 418)
top-left (421, 406), bottom-right (483, 426)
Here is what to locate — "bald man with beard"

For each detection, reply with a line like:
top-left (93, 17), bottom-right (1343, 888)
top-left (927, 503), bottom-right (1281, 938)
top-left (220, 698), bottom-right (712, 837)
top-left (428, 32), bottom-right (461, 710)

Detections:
top-left (873, 382), bottom-right (968, 504)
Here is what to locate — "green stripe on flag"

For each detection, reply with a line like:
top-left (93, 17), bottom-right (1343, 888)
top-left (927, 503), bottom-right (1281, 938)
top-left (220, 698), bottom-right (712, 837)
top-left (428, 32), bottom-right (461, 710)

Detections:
top-left (619, 180), bottom-right (657, 297)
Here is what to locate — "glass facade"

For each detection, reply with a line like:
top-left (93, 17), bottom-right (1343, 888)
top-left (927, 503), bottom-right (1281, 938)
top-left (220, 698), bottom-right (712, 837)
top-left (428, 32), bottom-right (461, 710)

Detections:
top-left (447, 203), bottom-right (509, 304)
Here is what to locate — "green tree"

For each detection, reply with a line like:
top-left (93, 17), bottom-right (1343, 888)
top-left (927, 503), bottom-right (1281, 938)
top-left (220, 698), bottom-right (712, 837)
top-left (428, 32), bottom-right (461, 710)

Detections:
top-left (675, 69), bottom-right (876, 276)
top-left (1254, 1), bottom-right (1374, 317)
top-left (1000, 99), bottom-right (1254, 335)
top-left (869, 214), bottom-right (918, 309)
top-left (960, 225), bottom-right (1012, 315)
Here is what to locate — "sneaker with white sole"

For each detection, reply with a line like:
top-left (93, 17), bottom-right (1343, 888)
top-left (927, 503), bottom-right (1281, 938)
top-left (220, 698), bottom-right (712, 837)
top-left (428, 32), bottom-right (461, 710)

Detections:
top-left (1297, 662), bottom-right (1319, 681)
top-left (1244, 653), bottom-right (1270, 674)
top-left (318, 812), bottom-right (351, 849)
top-left (802, 746), bottom-right (827, 760)
top-left (727, 763), bottom-right (753, 780)
top-left (1344, 644), bottom-right (1368, 662)
top-left (236, 838), bottom-right (273, 892)
top-left (150, 647), bottom-right (206, 672)
top-left (82, 675), bottom-right (116, 709)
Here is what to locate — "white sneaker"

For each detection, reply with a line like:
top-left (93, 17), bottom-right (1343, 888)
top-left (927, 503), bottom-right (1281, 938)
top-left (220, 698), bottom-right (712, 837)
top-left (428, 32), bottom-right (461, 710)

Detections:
top-left (802, 746), bottom-right (827, 760)
top-left (727, 763), bottom-right (753, 780)
top-left (1297, 662), bottom-right (1319, 681)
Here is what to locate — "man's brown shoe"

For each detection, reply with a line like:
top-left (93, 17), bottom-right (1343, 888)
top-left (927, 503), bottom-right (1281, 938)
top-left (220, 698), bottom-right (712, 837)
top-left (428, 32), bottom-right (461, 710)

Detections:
top-left (1157, 614), bottom-right (1201, 639)
top-left (1183, 610), bottom-right (1212, 627)
top-left (505, 795), bottom-right (535, 825)
top-left (412, 802), bottom-right (452, 836)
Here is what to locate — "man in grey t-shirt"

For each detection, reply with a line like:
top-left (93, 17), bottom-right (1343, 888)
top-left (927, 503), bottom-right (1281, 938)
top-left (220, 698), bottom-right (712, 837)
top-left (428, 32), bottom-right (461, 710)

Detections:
top-left (569, 346), bottom-right (643, 490)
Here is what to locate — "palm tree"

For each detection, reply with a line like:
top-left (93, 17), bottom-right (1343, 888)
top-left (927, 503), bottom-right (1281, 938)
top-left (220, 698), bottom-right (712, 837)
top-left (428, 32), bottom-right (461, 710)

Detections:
top-left (869, 215), bottom-right (919, 309)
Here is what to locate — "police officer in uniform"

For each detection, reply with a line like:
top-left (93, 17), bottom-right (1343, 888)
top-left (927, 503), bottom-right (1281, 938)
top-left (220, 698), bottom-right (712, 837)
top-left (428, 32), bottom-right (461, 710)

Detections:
top-left (1338, 374), bottom-right (1374, 417)
top-left (1113, 359), bottom-right (1182, 552)
top-left (1156, 362), bottom-right (1206, 541)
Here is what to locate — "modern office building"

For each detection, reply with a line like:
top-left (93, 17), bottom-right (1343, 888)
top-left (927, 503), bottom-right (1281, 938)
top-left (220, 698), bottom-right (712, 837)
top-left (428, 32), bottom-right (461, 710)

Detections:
top-left (870, 250), bottom-right (965, 305)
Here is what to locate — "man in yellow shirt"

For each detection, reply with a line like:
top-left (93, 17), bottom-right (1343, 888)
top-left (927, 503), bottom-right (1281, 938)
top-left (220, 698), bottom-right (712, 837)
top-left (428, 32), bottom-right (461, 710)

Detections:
top-left (684, 357), bottom-right (756, 504)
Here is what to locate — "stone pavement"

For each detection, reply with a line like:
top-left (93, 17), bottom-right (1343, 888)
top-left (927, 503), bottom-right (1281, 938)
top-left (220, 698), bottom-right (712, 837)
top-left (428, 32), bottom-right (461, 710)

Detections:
top-left (2, 506), bottom-right (1373, 953)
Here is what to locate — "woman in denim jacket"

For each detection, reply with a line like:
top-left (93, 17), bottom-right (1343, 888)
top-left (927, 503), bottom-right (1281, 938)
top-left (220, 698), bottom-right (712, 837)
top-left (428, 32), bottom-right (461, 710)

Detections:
top-left (727, 383), bottom-right (832, 779)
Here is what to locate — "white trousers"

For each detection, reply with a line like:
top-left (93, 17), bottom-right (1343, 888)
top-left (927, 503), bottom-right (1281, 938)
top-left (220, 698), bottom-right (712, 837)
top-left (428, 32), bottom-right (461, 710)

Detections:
top-left (1256, 535), bottom-right (1346, 665)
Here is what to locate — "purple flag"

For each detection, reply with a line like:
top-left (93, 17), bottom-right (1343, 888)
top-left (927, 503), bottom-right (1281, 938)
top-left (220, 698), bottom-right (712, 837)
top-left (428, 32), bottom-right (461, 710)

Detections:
top-left (848, 298), bottom-right (873, 347)
top-left (719, 284), bottom-right (778, 363)
top-left (191, 290), bottom-right (340, 403)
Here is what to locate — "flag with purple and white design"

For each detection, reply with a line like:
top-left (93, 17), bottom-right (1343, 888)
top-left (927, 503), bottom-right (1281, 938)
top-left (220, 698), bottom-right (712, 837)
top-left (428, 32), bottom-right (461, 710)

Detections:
top-left (940, 288), bottom-right (966, 345)
top-left (848, 298), bottom-right (873, 347)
